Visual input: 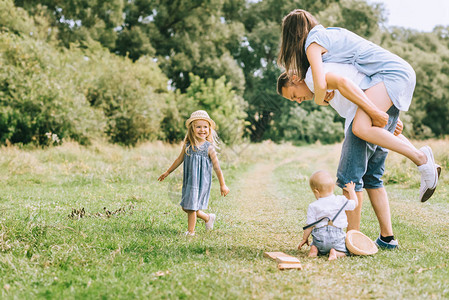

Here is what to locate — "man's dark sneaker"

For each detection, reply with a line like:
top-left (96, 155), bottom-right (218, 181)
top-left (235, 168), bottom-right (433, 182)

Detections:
top-left (375, 235), bottom-right (398, 250)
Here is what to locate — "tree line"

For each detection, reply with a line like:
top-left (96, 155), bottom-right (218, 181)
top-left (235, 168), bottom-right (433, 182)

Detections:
top-left (1, 0), bottom-right (448, 146)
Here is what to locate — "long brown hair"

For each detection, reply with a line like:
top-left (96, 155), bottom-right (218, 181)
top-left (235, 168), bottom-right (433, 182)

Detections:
top-left (278, 9), bottom-right (319, 80)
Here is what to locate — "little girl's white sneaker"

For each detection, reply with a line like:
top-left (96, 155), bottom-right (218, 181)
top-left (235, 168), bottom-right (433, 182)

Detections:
top-left (205, 214), bottom-right (216, 230)
top-left (184, 231), bottom-right (195, 236)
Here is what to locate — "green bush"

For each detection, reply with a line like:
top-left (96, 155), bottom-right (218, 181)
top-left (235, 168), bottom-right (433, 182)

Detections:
top-left (0, 0), bottom-right (55, 41)
top-left (160, 74), bottom-right (248, 144)
top-left (278, 105), bottom-right (344, 145)
top-left (0, 0), bottom-right (172, 146)
top-left (0, 33), bottom-right (104, 145)
top-left (82, 52), bottom-right (169, 146)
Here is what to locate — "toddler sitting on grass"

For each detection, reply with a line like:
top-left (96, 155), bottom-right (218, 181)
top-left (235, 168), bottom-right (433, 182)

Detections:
top-left (298, 170), bottom-right (357, 260)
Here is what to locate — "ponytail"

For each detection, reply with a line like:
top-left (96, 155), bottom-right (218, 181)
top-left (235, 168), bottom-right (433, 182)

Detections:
top-left (278, 9), bottom-right (319, 80)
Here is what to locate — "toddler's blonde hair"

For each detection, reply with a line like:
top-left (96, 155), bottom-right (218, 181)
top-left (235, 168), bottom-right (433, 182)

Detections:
top-left (309, 170), bottom-right (335, 194)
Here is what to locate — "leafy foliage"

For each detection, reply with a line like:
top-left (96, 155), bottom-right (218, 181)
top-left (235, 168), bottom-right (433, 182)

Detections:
top-left (161, 74), bottom-right (248, 144)
top-left (0, 32), bottom-right (104, 145)
top-left (278, 103), bottom-right (344, 144)
top-left (1, 0), bottom-right (172, 146)
top-left (82, 52), bottom-right (169, 146)
top-left (4, 0), bottom-right (449, 145)
top-left (380, 27), bottom-right (449, 138)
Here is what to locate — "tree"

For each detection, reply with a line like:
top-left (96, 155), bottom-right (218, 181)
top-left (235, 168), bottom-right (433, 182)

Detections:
top-left (15, 0), bottom-right (125, 49)
top-left (12, 0), bottom-right (449, 144)
top-left (161, 74), bottom-right (247, 144)
top-left (380, 27), bottom-right (449, 138)
top-left (229, 0), bottom-right (382, 141)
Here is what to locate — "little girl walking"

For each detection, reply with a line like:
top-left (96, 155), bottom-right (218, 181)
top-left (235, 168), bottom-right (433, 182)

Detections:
top-left (158, 110), bottom-right (230, 236)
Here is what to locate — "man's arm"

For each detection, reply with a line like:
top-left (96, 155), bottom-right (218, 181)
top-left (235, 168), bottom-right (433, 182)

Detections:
top-left (325, 72), bottom-right (388, 128)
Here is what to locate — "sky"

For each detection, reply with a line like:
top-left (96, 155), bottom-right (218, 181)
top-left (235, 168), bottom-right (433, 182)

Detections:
top-left (369, 0), bottom-right (449, 32)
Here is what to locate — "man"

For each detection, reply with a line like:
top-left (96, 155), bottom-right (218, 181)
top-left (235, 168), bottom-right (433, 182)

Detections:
top-left (277, 63), bottom-right (440, 249)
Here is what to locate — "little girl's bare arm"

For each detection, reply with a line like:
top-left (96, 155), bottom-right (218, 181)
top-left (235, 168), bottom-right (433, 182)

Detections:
top-left (208, 146), bottom-right (230, 196)
top-left (158, 144), bottom-right (186, 181)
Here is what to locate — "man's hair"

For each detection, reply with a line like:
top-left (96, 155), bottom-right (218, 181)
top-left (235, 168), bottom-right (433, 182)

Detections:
top-left (277, 72), bottom-right (291, 96)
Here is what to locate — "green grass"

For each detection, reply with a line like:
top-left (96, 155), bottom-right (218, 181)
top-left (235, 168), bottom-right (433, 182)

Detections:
top-left (0, 140), bottom-right (448, 299)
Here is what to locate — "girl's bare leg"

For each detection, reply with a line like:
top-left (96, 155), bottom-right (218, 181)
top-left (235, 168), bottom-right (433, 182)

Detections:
top-left (354, 83), bottom-right (439, 202)
top-left (329, 248), bottom-right (347, 261)
top-left (183, 208), bottom-right (197, 234)
top-left (397, 134), bottom-right (415, 148)
top-left (308, 245), bottom-right (318, 257)
top-left (196, 210), bottom-right (210, 222)
top-left (352, 83), bottom-right (426, 166)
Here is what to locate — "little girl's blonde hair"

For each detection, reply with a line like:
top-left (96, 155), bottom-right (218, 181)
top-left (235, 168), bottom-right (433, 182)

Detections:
top-left (184, 110), bottom-right (219, 153)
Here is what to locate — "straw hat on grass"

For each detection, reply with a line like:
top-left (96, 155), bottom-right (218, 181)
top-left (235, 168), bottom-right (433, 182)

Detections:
top-left (345, 230), bottom-right (378, 256)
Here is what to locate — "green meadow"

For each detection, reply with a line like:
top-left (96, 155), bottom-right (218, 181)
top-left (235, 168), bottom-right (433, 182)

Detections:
top-left (0, 140), bottom-right (448, 299)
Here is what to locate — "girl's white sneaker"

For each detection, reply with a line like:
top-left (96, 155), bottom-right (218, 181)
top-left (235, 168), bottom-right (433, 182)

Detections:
top-left (205, 214), bottom-right (216, 230)
top-left (418, 146), bottom-right (439, 202)
top-left (184, 231), bottom-right (195, 236)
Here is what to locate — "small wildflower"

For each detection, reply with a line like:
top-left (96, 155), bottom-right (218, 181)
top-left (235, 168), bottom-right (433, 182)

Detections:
top-left (45, 132), bottom-right (60, 145)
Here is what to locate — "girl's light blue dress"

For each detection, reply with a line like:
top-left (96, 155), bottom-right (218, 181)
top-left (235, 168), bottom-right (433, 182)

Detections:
top-left (180, 141), bottom-right (212, 210)
top-left (305, 25), bottom-right (416, 111)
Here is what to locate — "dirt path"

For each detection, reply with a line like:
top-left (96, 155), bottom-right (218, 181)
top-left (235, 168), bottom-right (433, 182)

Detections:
top-left (229, 144), bottom-right (343, 250)
top-left (232, 161), bottom-right (299, 250)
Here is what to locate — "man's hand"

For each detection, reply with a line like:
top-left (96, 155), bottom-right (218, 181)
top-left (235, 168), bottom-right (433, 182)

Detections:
top-left (321, 90), bottom-right (335, 106)
top-left (371, 110), bottom-right (389, 128)
top-left (324, 90), bottom-right (335, 103)
top-left (394, 118), bottom-right (403, 136)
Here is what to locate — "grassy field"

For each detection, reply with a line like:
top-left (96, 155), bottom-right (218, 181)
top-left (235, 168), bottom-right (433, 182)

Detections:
top-left (0, 139), bottom-right (448, 299)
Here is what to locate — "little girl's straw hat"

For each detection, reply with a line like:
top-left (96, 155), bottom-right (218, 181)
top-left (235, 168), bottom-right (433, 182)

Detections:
top-left (345, 230), bottom-right (378, 256)
top-left (185, 110), bottom-right (216, 130)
